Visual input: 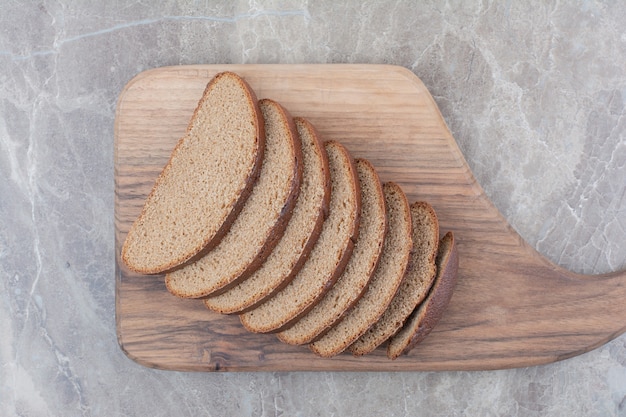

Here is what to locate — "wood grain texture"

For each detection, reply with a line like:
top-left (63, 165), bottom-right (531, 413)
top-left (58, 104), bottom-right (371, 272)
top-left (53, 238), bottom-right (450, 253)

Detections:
top-left (115, 64), bottom-right (626, 372)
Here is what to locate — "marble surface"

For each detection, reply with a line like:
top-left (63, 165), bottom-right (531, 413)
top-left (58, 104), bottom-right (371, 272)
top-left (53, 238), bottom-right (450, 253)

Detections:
top-left (1, 1), bottom-right (625, 415)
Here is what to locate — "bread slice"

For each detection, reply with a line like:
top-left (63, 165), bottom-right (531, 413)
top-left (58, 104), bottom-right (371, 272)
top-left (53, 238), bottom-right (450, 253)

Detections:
top-left (387, 231), bottom-right (459, 359)
top-left (349, 201), bottom-right (439, 356)
top-left (239, 140), bottom-right (361, 333)
top-left (204, 117), bottom-right (331, 314)
top-left (309, 182), bottom-right (412, 358)
top-left (165, 99), bottom-right (302, 298)
top-left (121, 71), bottom-right (264, 274)
top-left (277, 158), bottom-right (386, 345)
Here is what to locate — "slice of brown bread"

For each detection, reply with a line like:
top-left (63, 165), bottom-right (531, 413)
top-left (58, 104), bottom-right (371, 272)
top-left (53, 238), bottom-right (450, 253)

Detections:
top-left (309, 182), bottom-right (413, 358)
top-left (349, 201), bottom-right (439, 356)
top-left (165, 99), bottom-right (303, 298)
top-left (204, 117), bottom-right (331, 314)
top-left (239, 140), bottom-right (361, 334)
top-left (121, 71), bottom-right (264, 274)
top-left (387, 231), bottom-right (459, 360)
top-left (277, 158), bottom-right (387, 345)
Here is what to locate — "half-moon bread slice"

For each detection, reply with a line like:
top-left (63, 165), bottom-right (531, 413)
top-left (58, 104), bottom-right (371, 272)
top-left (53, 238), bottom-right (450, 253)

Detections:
top-left (277, 158), bottom-right (386, 345)
top-left (204, 117), bottom-right (331, 314)
top-left (239, 140), bottom-right (361, 334)
top-left (349, 201), bottom-right (439, 356)
top-left (121, 71), bottom-right (264, 274)
top-left (309, 182), bottom-right (412, 358)
top-left (165, 99), bottom-right (302, 298)
top-left (387, 231), bottom-right (459, 359)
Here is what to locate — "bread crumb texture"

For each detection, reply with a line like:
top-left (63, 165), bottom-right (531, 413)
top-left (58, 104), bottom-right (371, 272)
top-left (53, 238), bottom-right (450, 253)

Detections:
top-left (122, 72), bottom-right (262, 274)
top-left (278, 158), bottom-right (386, 345)
top-left (239, 141), bottom-right (359, 333)
top-left (349, 201), bottom-right (439, 356)
top-left (204, 117), bottom-right (330, 313)
top-left (166, 99), bottom-right (299, 298)
top-left (309, 182), bottom-right (412, 357)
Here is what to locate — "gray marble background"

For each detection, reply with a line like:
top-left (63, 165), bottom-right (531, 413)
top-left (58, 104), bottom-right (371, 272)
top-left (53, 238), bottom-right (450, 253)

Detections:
top-left (1, 1), bottom-right (625, 416)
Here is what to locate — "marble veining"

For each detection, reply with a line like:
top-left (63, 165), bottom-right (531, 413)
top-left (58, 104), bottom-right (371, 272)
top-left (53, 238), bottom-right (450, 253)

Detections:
top-left (1, 1), bottom-right (625, 416)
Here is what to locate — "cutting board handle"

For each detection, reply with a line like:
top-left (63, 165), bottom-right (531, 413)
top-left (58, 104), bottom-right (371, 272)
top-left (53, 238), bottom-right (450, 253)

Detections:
top-left (416, 79), bottom-right (626, 367)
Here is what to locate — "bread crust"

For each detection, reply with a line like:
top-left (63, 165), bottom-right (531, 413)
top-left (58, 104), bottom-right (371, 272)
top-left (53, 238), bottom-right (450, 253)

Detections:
top-left (239, 140), bottom-right (361, 334)
top-left (308, 181), bottom-right (412, 357)
top-left (121, 71), bottom-right (265, 274)
top-left (201, 99), bottom-right (304, 296)
top-left (387, 231), bottom-right (459, 359)
top-left (349, 200), bottom-right (439, 356)
top-left (204, 117), bottom-right (331, 314)
top-left (277, 158), bottom-right (387, 345)
top-left (273, 141), bottom-right (361, 331)
top-left (319, 159), bottom-right (385, 333)
top-left (164, 99), bottom-right (303, 298)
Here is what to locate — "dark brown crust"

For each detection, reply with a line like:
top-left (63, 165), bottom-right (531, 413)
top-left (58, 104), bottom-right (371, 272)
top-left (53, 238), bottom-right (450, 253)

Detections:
top-left (239, 140), bottom-right (361, 334)
top-left (165, 99), bottom-right (303, 298)
top-left (387, 231), bottom-right (459, 359)
top-left (208, 117), bottom-right (332, 314)
top-left (170, 73), bottom-right (265, 272)
top-left (303, 158), bottom-right (387, 344)
top-left (121, 71), bottom-right (265, 274)
top-left (308, 181), bottom-right (412, 358)
top-left (329, 159), bottom-right (386, 323)
top-left (261, 140), bottom-right (361, 333)
top-left (200, 99), bottom-right (304, 297)
top-left (300, 119), bottom-right (332, 222)
top-left (349, 200), bottom-right (440, 356)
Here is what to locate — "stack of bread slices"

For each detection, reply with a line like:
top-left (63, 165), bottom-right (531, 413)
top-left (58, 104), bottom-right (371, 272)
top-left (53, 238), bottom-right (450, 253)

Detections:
top-left (121, 71), bottom-right (459, 359)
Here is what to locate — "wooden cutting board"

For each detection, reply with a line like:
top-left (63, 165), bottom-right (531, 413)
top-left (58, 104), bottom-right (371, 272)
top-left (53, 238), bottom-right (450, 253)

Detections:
top-left (115, 64), bottom-right (626, 372)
